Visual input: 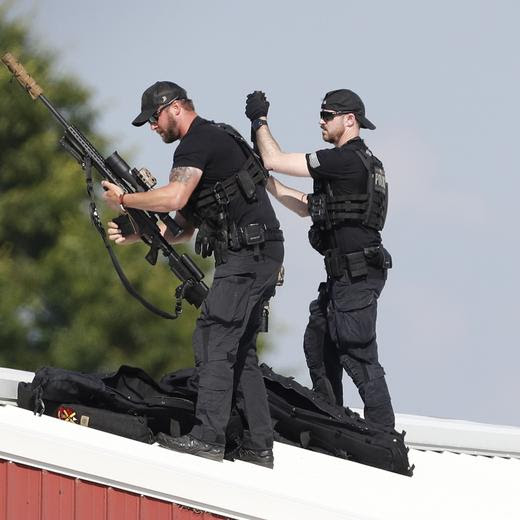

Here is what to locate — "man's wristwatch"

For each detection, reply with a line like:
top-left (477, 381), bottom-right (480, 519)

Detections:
top-left (252, 118), bottom-right (268, 131)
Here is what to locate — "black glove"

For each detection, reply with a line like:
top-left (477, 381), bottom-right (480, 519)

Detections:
top-left (245, 91), bottom-right (270, 121)
top-left (195, 233), bottom-right (213, 258)
top-left (195, 222), bottom-right (214, 258)
top-left (213, 229), bottom-right (229, 266)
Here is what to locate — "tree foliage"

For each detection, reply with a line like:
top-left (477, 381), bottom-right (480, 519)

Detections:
top-left (0, 9), bottom-right (210, 377)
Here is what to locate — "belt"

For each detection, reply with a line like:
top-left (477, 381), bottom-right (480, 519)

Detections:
top-left (324, 246), bottom-right (392, 278)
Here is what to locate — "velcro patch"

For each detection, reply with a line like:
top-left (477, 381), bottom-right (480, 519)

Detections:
top-left (308, 152), bottom-right (320, 169)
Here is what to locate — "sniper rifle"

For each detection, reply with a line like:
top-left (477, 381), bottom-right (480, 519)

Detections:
top-left (1, 52), bottom-right (209, 319)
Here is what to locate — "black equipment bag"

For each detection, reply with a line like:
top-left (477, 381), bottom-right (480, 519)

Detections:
top-left (17, 365), bottom-right (197, 441)
top-left (16, 365), bottom-right (243, 456)
top-left (18, 364), bottom-right (413, 476)
top-left (261, 365), bottom-right (412, 476)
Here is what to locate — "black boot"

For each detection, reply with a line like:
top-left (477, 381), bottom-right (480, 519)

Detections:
top-left (236, 448), bottom-right (274, 469)
top-left (156, 433), bottom-right (224, 462)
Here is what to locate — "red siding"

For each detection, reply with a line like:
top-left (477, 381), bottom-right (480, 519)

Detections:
top-left (140, 496), bottom-right (172, 520)
top-left (107, 488), bottom-right (140, 520)
top-left (4, 460), bottom-right (42, 520)
top-left (0, 459), bottom-right (6, 520)
top-left (0, 459), bottom-right (229, 520)
top-left (42, 471), bottom-right (75, 520)
top-left (75, 480), bottom-right (107, 520)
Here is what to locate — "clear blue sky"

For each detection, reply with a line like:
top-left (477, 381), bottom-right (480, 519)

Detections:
top-left (5, 0), bottom-right (520, 426)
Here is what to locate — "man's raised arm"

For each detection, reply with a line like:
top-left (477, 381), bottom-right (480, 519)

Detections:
top-left (245, 91), bottom-right (310, 177)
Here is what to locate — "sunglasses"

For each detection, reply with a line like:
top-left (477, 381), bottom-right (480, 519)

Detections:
top-left (320, 110), bottom-right (349, 122)
top-left (148, 97), bottom-right (179, 124)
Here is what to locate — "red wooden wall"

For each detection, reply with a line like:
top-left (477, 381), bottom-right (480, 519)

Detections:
top-left (0, 459), bottom-right (229, 520)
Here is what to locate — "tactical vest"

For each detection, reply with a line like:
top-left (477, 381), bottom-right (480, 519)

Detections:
top-left (308, 146), bottom-right (388, 233)
top-left (183, 123), bottom-right (282, 264)
top-left (183, 123), bottom-right (268, 224)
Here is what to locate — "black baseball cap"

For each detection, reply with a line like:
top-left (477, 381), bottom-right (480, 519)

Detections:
top-left (321, 89), bottom-right (376, 130)
top-left (132, 81), bottom-right (188, 127)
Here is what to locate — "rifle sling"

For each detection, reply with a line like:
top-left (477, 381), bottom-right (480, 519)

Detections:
top-left (83, 158), bottom-right (185, 320)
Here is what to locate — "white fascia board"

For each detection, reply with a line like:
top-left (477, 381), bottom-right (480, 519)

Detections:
top-left (347, 408), bottom-right (520, 458)
top-left (0, 405), bottom-right (381, 520)
top-left (2, 404), bottom-right (520, 520)
top-left (0, 367), bottom-right (34, 405)
top-left (395, 413), bottom-right (520, 458)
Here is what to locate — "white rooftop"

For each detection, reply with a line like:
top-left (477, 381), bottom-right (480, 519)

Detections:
top-left (1, 367), bottom-right (519, 520)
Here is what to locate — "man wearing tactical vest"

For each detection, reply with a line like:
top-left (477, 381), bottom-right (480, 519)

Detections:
top-left (245, 89), bottom-right (394, 429)
top-left (102, 82), bottom-right (284, 467)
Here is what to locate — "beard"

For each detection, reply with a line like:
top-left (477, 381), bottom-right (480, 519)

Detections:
top-left (321, 124), bottom-right (341, 144)
top-left (321, 127), bottom-right (334, 143)
top-left (160, 112), bottom-right (181, 143)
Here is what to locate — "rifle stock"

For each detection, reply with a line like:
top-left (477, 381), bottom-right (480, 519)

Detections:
top-left (1, 53), bottom-right (209, 313)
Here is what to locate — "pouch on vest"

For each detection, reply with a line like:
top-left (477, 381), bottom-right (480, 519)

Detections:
top-left (308, 193), bottom-right (328, 226)
top-left (236, 169), bottom-right (257, 202)
top-left (345, 251), bottom-right (369, 277)
top-left (240, 223), bottom-right (265, 245)
top-left (364, 246), bottom-right (392, 270)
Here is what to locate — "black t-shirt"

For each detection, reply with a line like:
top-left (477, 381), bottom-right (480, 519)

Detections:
top-left (175, 117), bottom-right (279, 230)
top-left (306, 137), bottom-right (382, 254)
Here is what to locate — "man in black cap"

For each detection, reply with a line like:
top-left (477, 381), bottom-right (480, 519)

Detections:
top-left (103, 81), bottom-right (284, 467)
top-left (245, 89), bottom-right (395, 430)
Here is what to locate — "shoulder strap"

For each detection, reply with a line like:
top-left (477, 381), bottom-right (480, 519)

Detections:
top-left (213, 122), bottom-right (258, 160)
top-left (354, 146), bottom-right (373, 171)
top-left (189, 122), bottom-right (270, 213)
top-left (213, 122), bottom-right (269, 178)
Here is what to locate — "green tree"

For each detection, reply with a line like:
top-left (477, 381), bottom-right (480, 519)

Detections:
top-left (0, 9), bottom-right (210, 378)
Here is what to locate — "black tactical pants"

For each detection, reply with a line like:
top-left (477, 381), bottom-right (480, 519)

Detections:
top-left (303, 269), bottom-right (395, 429)
top-left (190, 243), bottom-right (283, 449)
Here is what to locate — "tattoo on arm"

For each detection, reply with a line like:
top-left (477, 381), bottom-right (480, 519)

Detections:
top-left (169, 166), bottom-right (200, 184)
